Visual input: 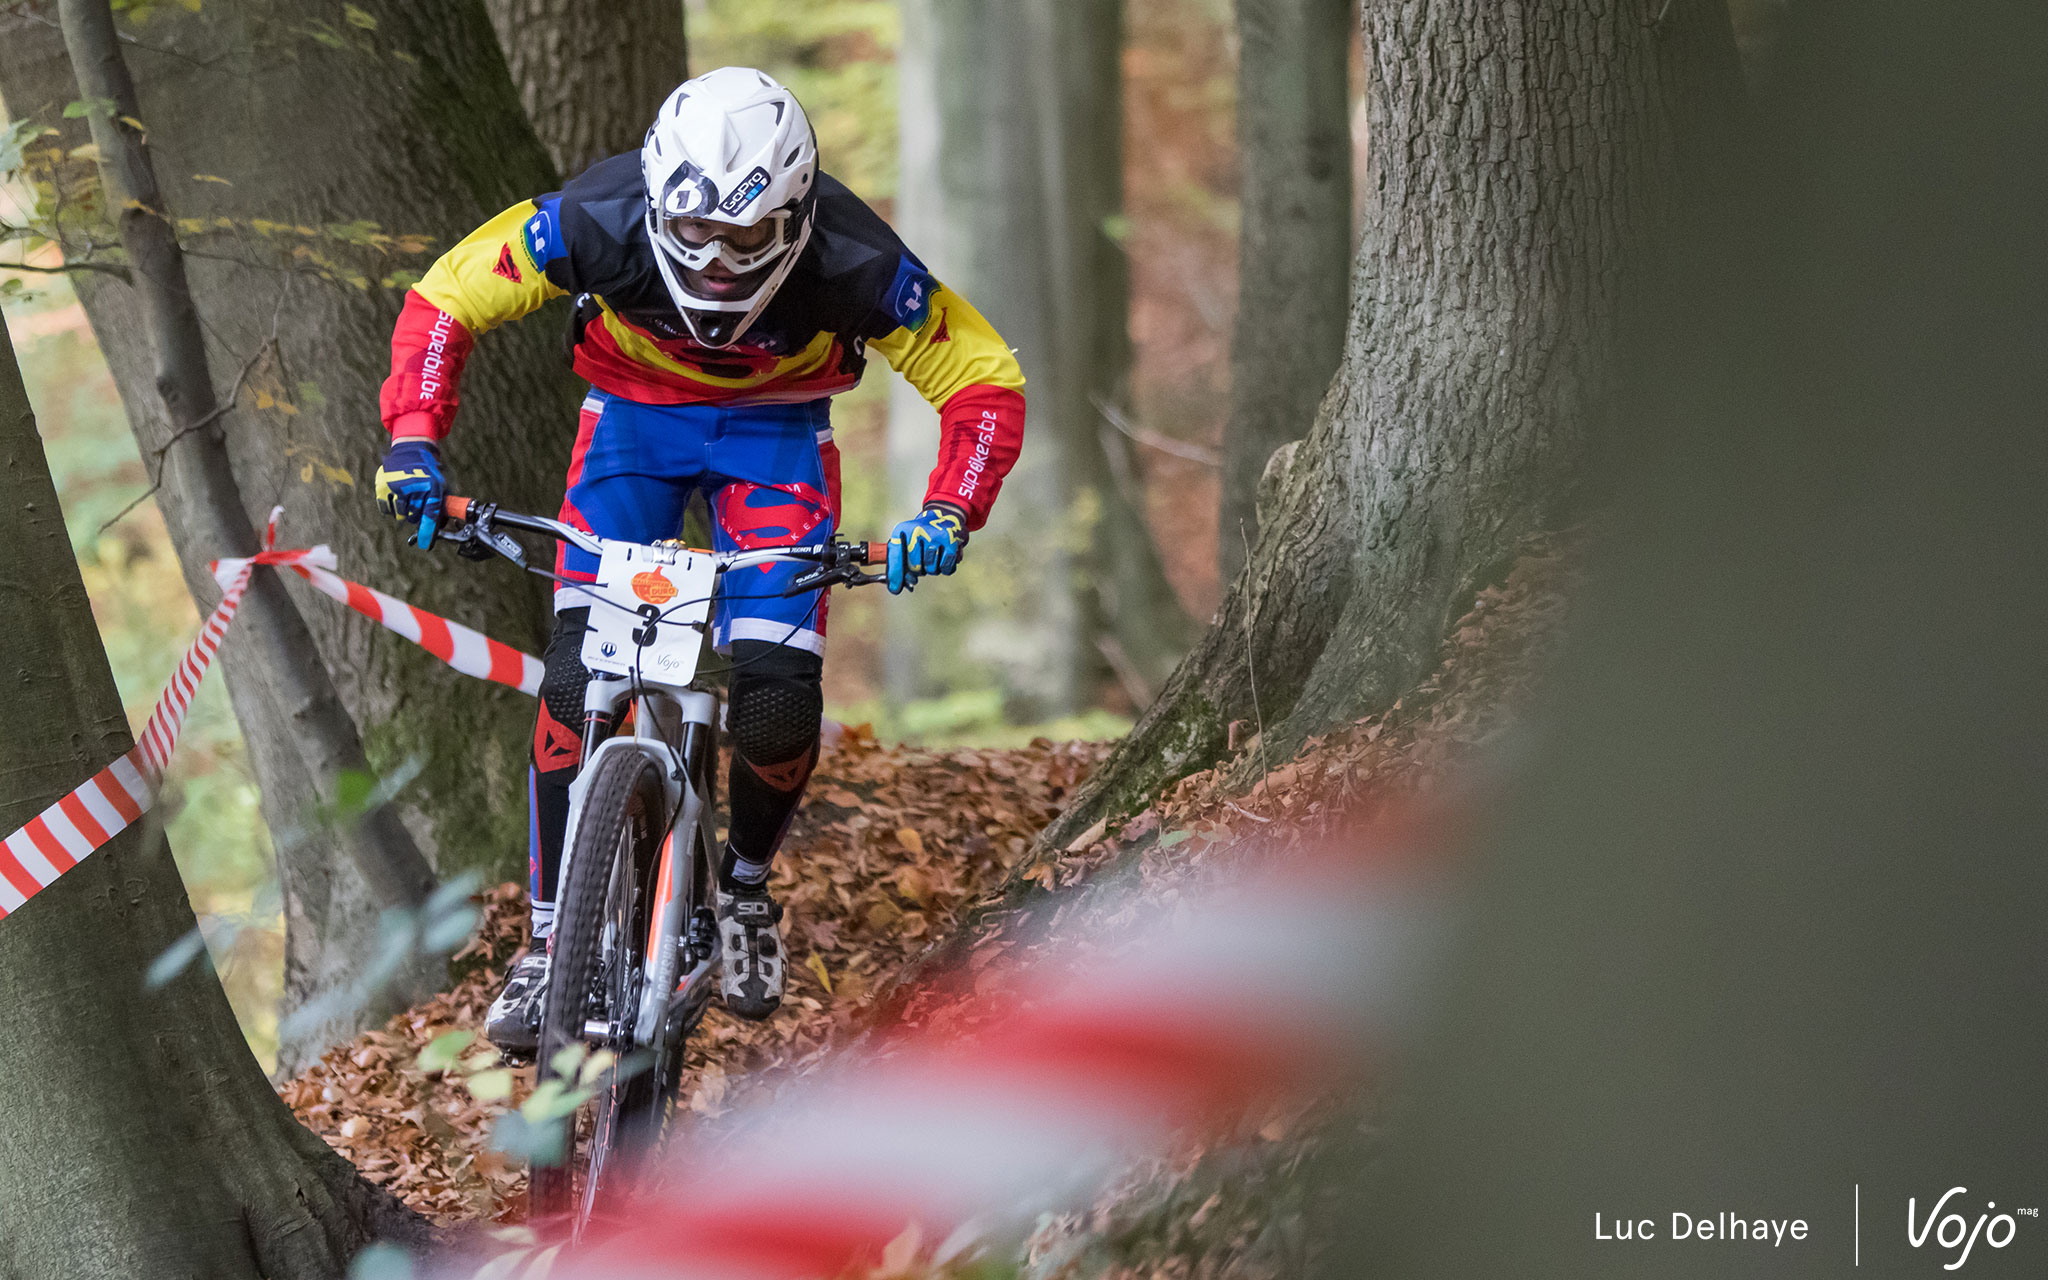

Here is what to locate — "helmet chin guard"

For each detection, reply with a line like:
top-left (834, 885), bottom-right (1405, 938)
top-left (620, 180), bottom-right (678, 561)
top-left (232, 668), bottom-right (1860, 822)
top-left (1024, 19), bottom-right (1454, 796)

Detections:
top-left (642, 67), bottom-right (818, 349)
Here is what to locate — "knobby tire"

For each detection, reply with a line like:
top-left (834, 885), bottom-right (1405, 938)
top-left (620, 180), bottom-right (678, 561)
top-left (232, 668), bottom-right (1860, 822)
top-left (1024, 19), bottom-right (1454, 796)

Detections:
top-left (529, 749), bottom-right (666, 1228)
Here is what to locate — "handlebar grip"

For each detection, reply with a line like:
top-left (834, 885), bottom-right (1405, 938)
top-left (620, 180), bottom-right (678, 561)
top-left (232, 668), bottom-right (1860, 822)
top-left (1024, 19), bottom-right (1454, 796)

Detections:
top-left (860, 540), bottom-right (888, 566)
top-left (443, 495), bottom-right (472, 522)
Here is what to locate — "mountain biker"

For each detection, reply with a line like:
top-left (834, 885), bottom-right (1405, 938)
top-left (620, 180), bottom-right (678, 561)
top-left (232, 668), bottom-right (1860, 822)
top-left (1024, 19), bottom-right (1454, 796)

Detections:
top-left (371, 67), bottom-right (1025, 1049)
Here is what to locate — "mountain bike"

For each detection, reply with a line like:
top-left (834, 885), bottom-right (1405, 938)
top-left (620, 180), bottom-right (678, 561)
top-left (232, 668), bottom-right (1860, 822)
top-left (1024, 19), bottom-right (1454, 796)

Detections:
top-left (441, 495), bottom-right (884, 1235)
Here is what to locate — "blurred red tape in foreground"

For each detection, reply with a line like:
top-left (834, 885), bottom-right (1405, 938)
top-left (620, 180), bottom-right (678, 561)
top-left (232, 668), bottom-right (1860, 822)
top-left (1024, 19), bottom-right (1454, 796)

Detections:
top-left (482, 836), bottom-right (1444, 1280)
top-left (0, 508), bottom-right (540, 921)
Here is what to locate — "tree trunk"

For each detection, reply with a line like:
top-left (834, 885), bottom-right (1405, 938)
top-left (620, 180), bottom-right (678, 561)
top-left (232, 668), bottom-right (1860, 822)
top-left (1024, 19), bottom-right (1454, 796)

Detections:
top-left (0, 0), bottom-right (582, 1069)
top-left (1043, 0), bottom-right (1747, 849)
top-left (485, 0), bottom-right (688, 177)
top-left (1220, 0), bottom-right (1353, 582)
top-left (889, 0), bottom-right (1189, 716)
top-left (0, 309), bottom-right (427, 1278)
top-left (1024, 0), bottom-right (1195, 702)
top-left (56, 0), bottom-right (438, 898)
top-left (888, 0), bottom-right (1084, 717)
top-left (1329, 4), bottom-right (2048, 1271)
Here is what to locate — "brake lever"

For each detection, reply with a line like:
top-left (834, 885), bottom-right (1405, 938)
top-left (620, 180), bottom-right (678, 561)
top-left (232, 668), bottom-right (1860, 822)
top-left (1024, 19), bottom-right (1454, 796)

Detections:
top-left (782, 565), bottom-right (885, 595)
top-left (784, 565), bottom-right (838, 595)
top-left (446, 505), bottom-right (528, 568)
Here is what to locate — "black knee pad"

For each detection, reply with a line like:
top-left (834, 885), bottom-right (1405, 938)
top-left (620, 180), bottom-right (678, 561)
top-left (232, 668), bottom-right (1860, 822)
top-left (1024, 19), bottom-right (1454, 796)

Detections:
top-left (539, 607), bottom-right (595, 737)
top-left (728, 641), bottom-right (823, 766)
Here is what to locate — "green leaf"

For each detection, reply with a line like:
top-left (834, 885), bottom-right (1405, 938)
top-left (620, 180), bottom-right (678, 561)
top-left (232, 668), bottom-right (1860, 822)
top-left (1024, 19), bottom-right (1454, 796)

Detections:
top-left (489, 1110), bottom-right (566, 1165)
top-left (359, 754), bottom-right (424, 813)
top-left (277, 982), bottom-right (367, 1041)
top-left (1157, 829), bottom-right (1193, 848)
top-left (62, 97), bottom-right (116, 120)
top-left (144, 926), bottom-right (210, 988)
top-left (332, 767), bottom-right (375, 816)
top-left (421, 904), bottom-right (478, 954)
top-left (415, 1029), bottom-right (475, 1073)
top-left (348, 1242), bottom-right (413, 1280)
top-left (521, 1077), bottom-right (593, 1123)
top-left (294, 379), bottom-right (327, 411)
top-left (466, 1067), bottom-right (514, 1101)
top-left (343, 4), bottom-right (377, 30)
top-left (1, 118), bottom-right (45, 175)
top-left (422, 867), bottom-right (482, 918)
top-left (577, 1048), bottom-right (617, 1087)
top-left (547, 1043), bottom-right (587, 1081)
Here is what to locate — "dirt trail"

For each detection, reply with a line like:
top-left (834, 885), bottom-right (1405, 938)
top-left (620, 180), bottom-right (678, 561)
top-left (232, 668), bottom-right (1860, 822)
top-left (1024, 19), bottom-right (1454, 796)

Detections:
top-left (280, 731), bottom-right (1110, 1222)
top-left (281, 533), bottom-right (1576, 1241)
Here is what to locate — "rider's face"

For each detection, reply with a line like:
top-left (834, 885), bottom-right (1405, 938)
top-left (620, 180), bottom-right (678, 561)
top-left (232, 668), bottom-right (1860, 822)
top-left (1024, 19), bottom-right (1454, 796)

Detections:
top-left (682, 258), bottom-right (772, 300)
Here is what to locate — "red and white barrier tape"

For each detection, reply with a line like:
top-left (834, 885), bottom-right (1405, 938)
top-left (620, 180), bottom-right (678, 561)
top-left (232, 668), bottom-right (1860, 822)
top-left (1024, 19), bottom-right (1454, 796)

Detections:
top-left (478, 842), bottom-right (1443, 1280)
top-left (0, 509), bottom-right (540, 922)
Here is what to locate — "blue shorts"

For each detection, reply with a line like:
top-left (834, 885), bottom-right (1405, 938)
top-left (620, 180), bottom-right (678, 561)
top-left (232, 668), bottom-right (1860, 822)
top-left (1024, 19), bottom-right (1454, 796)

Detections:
top-left (553, 391), bottom-right (841, 656)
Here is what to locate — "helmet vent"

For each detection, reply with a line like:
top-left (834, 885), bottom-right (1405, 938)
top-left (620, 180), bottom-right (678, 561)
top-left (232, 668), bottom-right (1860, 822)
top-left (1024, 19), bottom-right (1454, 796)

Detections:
top-left (784, 146), bottom-right (802, 167)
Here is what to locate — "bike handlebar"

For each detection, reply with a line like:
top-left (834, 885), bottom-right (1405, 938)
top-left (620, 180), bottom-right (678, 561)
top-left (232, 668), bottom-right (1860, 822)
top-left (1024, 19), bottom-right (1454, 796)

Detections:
top-left (441, 496), bottom-right (888, 571)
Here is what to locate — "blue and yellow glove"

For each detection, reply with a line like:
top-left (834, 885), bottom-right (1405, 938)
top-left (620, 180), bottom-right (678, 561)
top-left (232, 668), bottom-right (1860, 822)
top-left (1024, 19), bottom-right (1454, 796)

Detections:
top-left (374, 438), bottom-right (446, 550)
top-left (887, 504), bottom-right (967, 594)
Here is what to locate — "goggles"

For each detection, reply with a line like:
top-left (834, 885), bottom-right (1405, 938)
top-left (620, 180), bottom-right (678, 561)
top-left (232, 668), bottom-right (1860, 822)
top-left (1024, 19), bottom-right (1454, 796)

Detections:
top-left (662, 212), bottom-right (785, 255)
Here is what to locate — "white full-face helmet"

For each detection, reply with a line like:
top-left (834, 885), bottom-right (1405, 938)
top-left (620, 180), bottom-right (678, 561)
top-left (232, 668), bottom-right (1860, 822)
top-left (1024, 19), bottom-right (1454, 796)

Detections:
top-left (641, 67), bottom-right (818, 348)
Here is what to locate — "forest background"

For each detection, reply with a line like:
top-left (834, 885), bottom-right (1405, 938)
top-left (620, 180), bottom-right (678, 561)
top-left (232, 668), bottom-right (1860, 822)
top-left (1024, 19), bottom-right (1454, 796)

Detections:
top-left (0, 0), bottom-right (1778, 1066)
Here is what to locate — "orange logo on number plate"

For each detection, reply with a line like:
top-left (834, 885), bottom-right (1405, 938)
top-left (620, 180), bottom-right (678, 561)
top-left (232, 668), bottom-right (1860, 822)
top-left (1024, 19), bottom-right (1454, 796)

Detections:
top-left (631, 570), bottom-right (678, 604)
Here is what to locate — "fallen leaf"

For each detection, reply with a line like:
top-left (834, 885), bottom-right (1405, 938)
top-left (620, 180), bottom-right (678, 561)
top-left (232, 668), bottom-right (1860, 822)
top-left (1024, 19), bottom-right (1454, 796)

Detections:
top-left (806, 951), bottom-right (833, 995)
top-left (865, 898), bottom-right (903, 931)
top-left (1064, 816), bottom-right (1107, 852)
top-left (892, 865), bottom-right (931, 906)
top-left (895, 827), bottom-right (924, 856)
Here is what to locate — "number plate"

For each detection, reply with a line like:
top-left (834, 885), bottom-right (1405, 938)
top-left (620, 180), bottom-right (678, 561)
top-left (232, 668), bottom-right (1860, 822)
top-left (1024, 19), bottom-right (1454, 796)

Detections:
top-left (579, 542), bottom-right (716, 683)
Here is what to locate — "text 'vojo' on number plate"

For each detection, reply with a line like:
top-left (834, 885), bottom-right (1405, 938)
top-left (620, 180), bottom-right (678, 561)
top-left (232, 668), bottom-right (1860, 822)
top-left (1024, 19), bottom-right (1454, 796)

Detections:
top-left (579, 542), bottom-right (717, 684)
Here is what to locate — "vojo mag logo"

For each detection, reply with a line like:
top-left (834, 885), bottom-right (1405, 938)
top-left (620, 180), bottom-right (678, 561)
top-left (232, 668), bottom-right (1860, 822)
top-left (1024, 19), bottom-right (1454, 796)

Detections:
top-left (1908, 1188), bottom-right (2034, 1270)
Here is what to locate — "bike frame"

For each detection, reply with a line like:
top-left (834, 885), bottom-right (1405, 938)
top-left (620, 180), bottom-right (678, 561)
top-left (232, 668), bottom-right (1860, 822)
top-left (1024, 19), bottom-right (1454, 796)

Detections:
top-left (442, 496), bottom-right (883, 1058)
top-left (563, 681), bottom-right (718, 1049)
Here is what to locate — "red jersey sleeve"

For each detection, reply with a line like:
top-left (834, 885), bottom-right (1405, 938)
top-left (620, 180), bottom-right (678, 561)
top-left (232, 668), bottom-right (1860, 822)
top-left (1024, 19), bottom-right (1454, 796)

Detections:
top-left (923, 385), bottom-right (1026, 528)
top-left (869, 282), bottom-right (1027, 531)
top-left (378, 290), bottom-right (475, 440)
top-left (379, 197), bottom-right (566, 439)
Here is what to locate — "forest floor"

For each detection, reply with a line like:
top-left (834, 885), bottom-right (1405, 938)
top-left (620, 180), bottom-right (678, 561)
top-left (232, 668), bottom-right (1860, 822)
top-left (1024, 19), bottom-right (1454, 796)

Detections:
top-left (280, 532), bottom-right (1578, 1269)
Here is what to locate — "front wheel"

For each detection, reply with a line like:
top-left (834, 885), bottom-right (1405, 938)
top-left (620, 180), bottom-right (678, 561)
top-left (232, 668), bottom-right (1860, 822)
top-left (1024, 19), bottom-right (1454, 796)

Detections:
top-left (528, 749), bottom-right (667, 1233)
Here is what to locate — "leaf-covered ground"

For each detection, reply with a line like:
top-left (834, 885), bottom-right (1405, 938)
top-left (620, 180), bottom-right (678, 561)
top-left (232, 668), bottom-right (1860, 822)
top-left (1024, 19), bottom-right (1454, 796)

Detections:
top-left (280, 532), bottom-right (1577, 1256)
top-left (279, 732), bottom-right (1111, 1222)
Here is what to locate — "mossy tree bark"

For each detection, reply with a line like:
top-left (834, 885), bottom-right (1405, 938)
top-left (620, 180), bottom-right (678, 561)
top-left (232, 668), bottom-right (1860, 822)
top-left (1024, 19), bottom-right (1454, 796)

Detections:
top-left (0, 310), bottom-right (427, 1278)
top-left (485, 0), bottom-right (688, 177)
top-left (0, 0), bottom-right (581, 1069)
top-left (1043, 0), bottom-right (1746, 849)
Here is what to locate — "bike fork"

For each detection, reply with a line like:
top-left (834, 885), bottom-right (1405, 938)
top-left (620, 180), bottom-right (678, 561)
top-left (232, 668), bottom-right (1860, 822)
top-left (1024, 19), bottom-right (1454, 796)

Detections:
top-left (633, 690), bottom-right (718, 1046)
